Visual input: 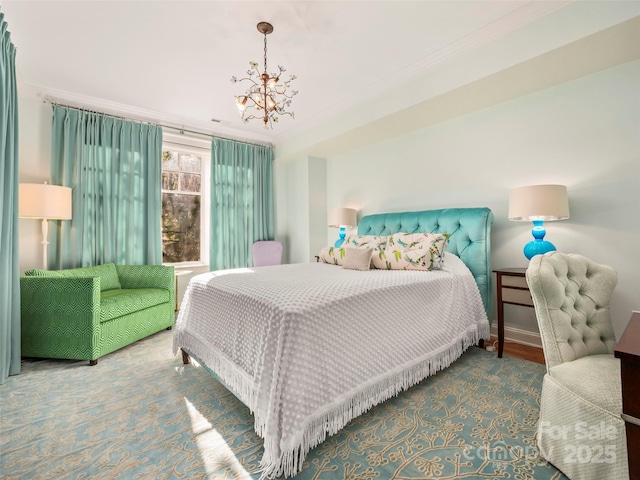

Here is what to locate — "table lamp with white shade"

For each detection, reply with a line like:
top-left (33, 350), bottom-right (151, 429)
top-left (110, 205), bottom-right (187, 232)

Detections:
top-left (19, 182), bottom-right (72, 269)
top-left (508, 184), bottom-right (569, 260)
top-left (328, 207), bottom-right (357, 247)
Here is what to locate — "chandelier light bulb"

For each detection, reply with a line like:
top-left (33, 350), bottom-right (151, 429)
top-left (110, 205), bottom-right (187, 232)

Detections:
top-left (235, 96), bottom-right (248, 112)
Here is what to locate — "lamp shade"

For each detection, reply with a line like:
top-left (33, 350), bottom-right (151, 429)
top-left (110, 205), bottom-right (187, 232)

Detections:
top-left (328, 207), bottom-right (357, 227)
top-left (508, 185), bottom-right (569, 221)
top-left (19, 183), bottom-right (72, 220)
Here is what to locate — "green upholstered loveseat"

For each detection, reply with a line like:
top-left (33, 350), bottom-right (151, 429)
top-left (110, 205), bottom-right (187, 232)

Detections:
top-left (21, 263), bottom-right (175, 365)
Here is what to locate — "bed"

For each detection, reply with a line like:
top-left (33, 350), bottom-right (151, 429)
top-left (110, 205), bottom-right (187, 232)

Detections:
top-left (173, 207), bottom-right (493, 478)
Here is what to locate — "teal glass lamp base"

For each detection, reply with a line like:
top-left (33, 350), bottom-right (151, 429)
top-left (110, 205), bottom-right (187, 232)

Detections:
top-left (334, 226), bottom-right (346, 247)
top-left (524, 240), bottom-right (556, 260)
top-left (524, 220), bottom-right (556, 260)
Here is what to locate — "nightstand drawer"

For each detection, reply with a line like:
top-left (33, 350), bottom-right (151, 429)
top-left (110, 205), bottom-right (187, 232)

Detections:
top-left (502, 287), bottom-right (534, 306)
top-left (493, 267), bottom-right (531, 359)
top-left (501, 275), bottom-right (528, 289)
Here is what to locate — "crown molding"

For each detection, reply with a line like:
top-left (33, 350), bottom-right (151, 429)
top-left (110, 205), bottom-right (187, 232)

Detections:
top-left (275, 15), bottom-right (640, 162)
top-left (273, 0), bottom-right (573, 143)
top-left (19, 83), bottom-right (274, 146)
top-left (348, 1), bottom-right (572, 103)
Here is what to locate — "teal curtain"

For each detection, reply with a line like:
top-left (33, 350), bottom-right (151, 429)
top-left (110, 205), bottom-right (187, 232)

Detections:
top-left (0, 8), bottom-right (20, 383)
top-left (50, 106), bottom-right (162, 268)
top-left (210, 137), bottom-right (274, 270)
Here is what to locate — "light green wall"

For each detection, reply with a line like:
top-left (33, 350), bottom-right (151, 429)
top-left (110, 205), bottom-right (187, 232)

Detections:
top-left (312, 60), bottom-right (639, 338)
top-left (276, 155), bottom-right (327, 264)
top-left (17, 95), bottom-right (51, 273)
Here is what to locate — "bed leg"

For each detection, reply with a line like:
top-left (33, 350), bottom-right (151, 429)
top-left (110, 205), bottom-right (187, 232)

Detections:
top-left (478, 339), bottom-right (485, 348)
top-left (89, 359), bottom-right (98, 366)
top-left (181, 349), bottom-right (191, 365)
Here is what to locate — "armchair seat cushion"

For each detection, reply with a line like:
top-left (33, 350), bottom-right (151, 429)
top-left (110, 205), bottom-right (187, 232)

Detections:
top-left (548, 354), bottom-right (621, 414)
top-left (100, 288), bottom-right (172, 322)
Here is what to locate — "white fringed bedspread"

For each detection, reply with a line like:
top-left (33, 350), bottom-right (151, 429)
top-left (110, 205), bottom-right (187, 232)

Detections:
top-left (173, 254), bottom-right (489, 478)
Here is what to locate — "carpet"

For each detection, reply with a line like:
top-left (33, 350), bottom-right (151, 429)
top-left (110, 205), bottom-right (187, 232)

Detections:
top-left (0, 329), bottom-right (565, 479)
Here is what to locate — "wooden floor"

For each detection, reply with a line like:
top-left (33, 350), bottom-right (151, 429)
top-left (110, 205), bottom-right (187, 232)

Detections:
top-left (488, 335), bottom-right (546, 365)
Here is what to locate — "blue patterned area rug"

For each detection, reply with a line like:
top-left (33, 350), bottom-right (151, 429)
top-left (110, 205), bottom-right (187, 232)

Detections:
top-left (1, 330), bottom-right (565, 479)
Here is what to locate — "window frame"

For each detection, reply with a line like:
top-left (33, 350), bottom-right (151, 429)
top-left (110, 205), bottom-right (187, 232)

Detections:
top-left (161, 137), bottom-right (210, 268)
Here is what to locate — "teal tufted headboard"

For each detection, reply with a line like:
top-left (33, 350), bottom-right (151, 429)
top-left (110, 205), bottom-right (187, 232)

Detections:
top-left (358, 207), bottom-right (494, 318)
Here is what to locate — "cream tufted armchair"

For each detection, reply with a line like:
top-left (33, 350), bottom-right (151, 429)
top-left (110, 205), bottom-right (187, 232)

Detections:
top-left (526, 252), bottom-right (628, 480)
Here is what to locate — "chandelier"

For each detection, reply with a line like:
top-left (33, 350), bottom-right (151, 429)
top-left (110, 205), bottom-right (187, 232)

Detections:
top-left (231, 22), bottom-right (298, 128)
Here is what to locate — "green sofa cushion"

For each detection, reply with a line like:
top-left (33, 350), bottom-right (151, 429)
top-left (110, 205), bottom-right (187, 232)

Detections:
top-left (100, 288), bottom-right (171, 322)
top-left (25, 263), bottom-right (122, 292)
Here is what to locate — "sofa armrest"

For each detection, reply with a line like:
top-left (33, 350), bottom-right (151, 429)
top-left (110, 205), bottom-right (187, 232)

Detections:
top-left (20, 277), bottom-right (102, 352)
top-left (116, 265), bottom-right (175, 293)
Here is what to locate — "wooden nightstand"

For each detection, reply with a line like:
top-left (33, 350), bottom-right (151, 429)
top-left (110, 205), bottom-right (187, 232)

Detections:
top-left (493, 268), bottom-right (534, 358)
top-left (614, 312), bottom-right (640, 479)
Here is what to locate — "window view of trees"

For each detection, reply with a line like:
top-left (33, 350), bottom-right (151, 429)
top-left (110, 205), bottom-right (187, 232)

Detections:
top-left (161, 150), bottom-right (202, 263)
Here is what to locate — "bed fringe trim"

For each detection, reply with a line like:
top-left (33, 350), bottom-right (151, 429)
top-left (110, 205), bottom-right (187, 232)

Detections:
top-left (258, 323), bottom-right (489, 479)
top-left (173, 330), bottom-right (258, 410)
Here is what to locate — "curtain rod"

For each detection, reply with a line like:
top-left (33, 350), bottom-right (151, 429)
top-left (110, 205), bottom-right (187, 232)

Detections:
top-left (42, 98), bottom-right (273, 149)
top-left (163, 125), bottom-right (273, 149)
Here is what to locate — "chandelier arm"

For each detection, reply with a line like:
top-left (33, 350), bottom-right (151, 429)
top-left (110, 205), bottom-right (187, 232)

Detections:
top-left (237, 78), bottom-right (261, 87)
top-left (243, 99), bottom-right (260, 109)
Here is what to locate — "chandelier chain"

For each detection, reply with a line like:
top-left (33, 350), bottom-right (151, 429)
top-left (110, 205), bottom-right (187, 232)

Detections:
top-left (263, 33), bottom-right (268, 73)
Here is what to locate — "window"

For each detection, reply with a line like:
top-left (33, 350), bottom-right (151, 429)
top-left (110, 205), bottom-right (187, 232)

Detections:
top-left (161, 145), bottom-right (209, 265)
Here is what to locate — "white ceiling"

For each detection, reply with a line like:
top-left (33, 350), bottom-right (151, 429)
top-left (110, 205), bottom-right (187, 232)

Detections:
top-left (2, 1), bottom-right (640, 150)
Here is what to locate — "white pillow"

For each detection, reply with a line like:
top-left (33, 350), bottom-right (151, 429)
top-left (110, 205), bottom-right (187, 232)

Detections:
top-left (372, 233), bottom-right (449, 271)
top-left (343, 235), bottom-right (387, 268)
top-left (318, 246), bottom-right (346, 265)
top-left (386, 232), bottom-right (447, 254)
top-left (371, 247), bottom-right (433, 271)
top-left (343, 235), bottom-right (388, 251)
top-left (343, 247), bottom-right (372, 271)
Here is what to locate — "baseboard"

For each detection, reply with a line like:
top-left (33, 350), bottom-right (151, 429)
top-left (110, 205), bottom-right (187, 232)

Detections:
top-left (490, 324), bottom-right (542, 348)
